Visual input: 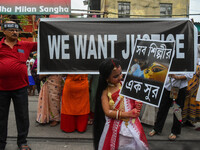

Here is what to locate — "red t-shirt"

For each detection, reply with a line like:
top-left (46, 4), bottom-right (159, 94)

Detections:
top-left (0, 38), bottom-right (37, 91)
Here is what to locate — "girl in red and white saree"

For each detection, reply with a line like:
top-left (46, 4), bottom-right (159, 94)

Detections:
top-left (93, 58), bottom-right (149, 150)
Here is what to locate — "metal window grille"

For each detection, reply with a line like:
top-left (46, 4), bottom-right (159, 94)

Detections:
top-left (160, 3), bottom-right (172, 18)
top-left (118, 2), bottom-right (130, 18)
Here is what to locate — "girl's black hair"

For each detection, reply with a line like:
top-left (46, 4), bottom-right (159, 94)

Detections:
top-left (93, 58), bottom-right (121, 150)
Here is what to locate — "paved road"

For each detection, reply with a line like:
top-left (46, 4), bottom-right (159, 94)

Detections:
top-left (5, 137), bottom-right (200, 150)
top-left (5, 96), bottom-right (200, 150)
top-left (6, 138), bottom-right (93, 150)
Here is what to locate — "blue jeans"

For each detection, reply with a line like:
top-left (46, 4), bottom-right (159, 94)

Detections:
top-left (0, 86), bottom-right (29, 149)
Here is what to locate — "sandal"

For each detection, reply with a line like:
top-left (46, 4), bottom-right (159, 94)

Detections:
top-left (168, 133), bottom-right (177, 141)
top-left (18, 144), bottom-right (31, 150)
top-left (148, 129), bottom-right (158, 137)
top-left (88, 119), bottom-right (94, 125)
top-left (50, 121), bottom-right (59, 127)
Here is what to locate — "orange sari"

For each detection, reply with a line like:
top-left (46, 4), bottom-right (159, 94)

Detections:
top-left (61, 74), bottom-right (90, 115)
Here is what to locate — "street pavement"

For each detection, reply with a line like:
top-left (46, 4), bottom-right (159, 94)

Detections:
top-left (5, 95), bottom-right (200, 150)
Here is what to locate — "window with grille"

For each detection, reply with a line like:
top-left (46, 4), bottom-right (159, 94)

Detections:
top-left (160, 3), bottom-right (172, 18)
top-left (118, 2), bottom-right (130, 18)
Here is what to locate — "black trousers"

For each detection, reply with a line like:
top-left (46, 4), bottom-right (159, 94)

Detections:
top-left (153, 87), bottom-right (186, 135)
top-left (0, 86), bottom-right (29, 149)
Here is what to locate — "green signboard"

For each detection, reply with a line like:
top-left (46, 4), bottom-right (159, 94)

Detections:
top-left (195, 23), bottom-right (200, 32)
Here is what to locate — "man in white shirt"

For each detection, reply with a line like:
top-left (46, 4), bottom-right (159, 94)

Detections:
top-left (148, 73), bottom-right (193, 140)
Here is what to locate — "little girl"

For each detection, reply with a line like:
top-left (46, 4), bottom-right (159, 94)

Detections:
top-left (93, 58), bottom-right (149, 150)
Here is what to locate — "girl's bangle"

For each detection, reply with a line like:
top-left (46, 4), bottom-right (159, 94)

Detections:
top-left (119, 111), bottom-right (122, 119)
top-left (116, 110), bottom-right (119, 119)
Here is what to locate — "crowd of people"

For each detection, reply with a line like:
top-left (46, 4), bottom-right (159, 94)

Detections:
top-left (1, 20), bottom-right (200, 150)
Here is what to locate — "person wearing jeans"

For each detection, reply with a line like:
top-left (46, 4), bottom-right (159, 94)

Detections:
top-left (0, 21), bottom-right (37, 150)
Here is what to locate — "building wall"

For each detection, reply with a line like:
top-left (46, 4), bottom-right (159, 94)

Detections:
top-left (101, 0), bottom-right (189, 18)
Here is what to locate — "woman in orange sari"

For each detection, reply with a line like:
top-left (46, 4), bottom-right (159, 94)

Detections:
top-left (60, 74), bottom-right (90, 132)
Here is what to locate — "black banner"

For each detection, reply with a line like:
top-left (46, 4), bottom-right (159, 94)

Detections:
top-left (120, 39), bottom-right (175, 107)
top-left (38, 18), bottom-right (197, 74)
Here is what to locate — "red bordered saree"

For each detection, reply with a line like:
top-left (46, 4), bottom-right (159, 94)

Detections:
top-left (98, 89), bottom-right (149, 150)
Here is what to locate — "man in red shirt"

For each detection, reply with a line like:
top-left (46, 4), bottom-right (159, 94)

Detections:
top-left (0, 21), bottom-right (37, 150)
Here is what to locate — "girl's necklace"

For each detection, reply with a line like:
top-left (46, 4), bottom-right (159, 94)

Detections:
top-left (108, 83), bottom-right (118, 87)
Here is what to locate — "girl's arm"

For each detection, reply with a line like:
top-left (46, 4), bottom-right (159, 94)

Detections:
top-left (101, 90), bottom-right (140, 120)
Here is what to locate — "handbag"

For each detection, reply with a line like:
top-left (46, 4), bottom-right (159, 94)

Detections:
top-left (169, 79), bottom-right (182, 122)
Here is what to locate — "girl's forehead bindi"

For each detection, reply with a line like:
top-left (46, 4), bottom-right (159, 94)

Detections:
top-left (112, 67), bottom-right (122, 73)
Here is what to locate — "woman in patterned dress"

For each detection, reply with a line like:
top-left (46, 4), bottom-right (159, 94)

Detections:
top-left (36, 75), bottom-right (63, 127)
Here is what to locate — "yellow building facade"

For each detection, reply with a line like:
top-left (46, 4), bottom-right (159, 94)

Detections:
top-left (101, 0), bottom-right (189, 18)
